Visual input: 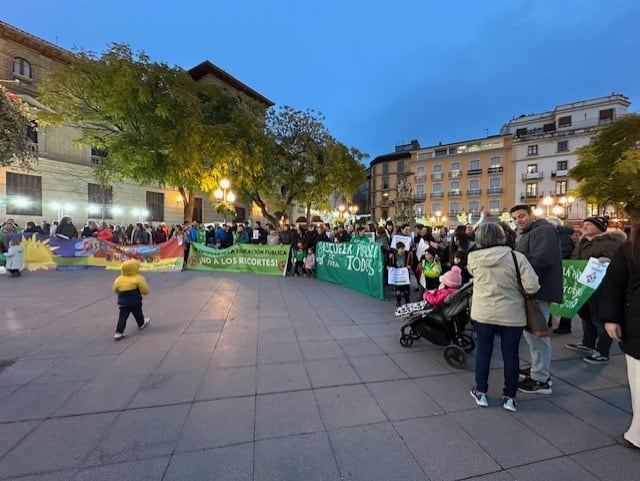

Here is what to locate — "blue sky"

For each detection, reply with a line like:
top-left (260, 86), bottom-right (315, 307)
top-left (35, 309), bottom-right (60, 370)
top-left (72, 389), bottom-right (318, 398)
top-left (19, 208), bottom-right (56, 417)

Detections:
top-left (3, 0), bottom-right (639, 161)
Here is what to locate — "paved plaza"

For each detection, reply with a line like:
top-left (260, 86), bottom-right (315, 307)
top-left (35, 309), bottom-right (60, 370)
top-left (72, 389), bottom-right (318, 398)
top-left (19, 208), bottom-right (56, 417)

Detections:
top-left (0, 269), bottom-right (638, 480)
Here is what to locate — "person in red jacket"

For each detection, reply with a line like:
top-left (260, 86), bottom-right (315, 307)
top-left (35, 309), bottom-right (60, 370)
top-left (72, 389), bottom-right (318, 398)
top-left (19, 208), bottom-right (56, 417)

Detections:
top-left (424, 265), bottom-right (462, 307)
top-left (96, 222), bottom-right (113, 242)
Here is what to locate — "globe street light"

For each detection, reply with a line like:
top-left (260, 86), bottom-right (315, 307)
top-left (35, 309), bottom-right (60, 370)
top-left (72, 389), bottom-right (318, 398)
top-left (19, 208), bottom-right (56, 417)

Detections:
top-left (543, 195), bottom-right (553, 216)
top-left (214, 178), bottom-right (235, 222)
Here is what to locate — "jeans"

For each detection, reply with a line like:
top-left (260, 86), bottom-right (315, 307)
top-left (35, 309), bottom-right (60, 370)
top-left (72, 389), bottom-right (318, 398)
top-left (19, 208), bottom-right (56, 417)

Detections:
top-left (474, 322), bottom-right (524, 398)
top-left (116, 302), bottom-right (145, 333)
top-left (579, 299), bottom-right (612, 356)
top-left (522, 301), bottom-right (552, 382)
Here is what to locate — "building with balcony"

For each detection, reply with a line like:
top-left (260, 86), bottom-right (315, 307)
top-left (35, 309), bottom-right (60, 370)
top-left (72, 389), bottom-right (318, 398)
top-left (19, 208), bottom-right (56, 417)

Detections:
top-left (0, 20), bottom-right (273, 227)
top-left (505, 94), bottom-right (631, 221)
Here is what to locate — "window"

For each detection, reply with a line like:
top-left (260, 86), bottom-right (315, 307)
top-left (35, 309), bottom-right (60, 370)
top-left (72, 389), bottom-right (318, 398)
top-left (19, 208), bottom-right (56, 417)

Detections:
top-left (434, 148), bottom-right (447, 156)
top-left (558, 116), bottom-right (572, 127)
top-left (488, 199), bottom-right (501, 214)
top-left (527, 145), bottom-right (538, 155)
top-left (88, 183), bottom-right (114, 219)
top-left (469, 179), bottom-right (480, 190)
top-left (432, 182), bottom-right (442, 193)
top-left (557, 140), bottom-right (568, 152)
top-left (26, 121), bottom-right (38, 145)
top-left (599, 108), bottom-right (614, 124)
top-left (451, 161), bottom-right (461, 171)
top-left (450, 201), bottom-right (460, 213)
top-left (450, 181), bottom-right (460, 191)
top-left (431, 203), bottom-right (442, 213)
top-left (555, 180), bottom-right (567, 195)
top-left (91, 147), bottom-right (108, 164)
top-left (416, 166), bottom-right (424, 175)
top-left (12, 57), bottom-right (32, 78)
top-left (6, 172), bottom-right (42, 216)
top-left (490, 156), bottom-right (502, 167)
top-left (382, 164), bottom-right (389, 174)
top-left (527, 164), bottom-right (538, 174)
top-left (145, 191), bottom-right (165, 221)
top-left (489, 178), bottom-right (501, 188)
top-left (382, 177), bottom-right (389, 189)
top-left (381, 209), bottom-right (388, 219)
top-left (468, 200), bottom-right (480, 212)
top-left (433, 164), bottom-right (442, 173)
top-left (398, 161), bottom-right (404, 173)
top-left (557, 160), bottom-right (568, 171)
top-left (193, 197), bottom-right (203, 222)
top-left (416, 184), bottom-right (425, 195)
top-left (417, 152), bottom-right (428, 161)
top-left (516, 127), bottom-right (528, 137)
top-left (469, 159), bottom-right (480, 170)
top-left (526, 183), bottom-right (538, 197)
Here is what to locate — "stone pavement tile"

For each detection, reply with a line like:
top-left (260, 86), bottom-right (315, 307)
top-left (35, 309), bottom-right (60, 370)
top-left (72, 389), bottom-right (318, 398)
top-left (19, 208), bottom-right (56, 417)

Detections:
top-left (0, 420), bottom-right (39, 459)
top-left (127, 370), bottom-right (203, 408)
top-left (153, 333), bottom-right (218, 374)
top-left (0, 381), bottom-right (83, 422)
top-left (591, 386), bottom-right (632, 413)
top-left (337, 337), bottom-right (384, 357)
top-left (329, 423), bottom-right (427, 481)
top-left (86, 404), bottom-right (190, 465)
top-left (357, 322), bottom-right (398, 337)
top-left (367, 379), bottom-right (444, 421)
top-left (0, 470), bottom-right (74, 481)
top-left (463, 471), bottom-right (514, 480)
top-left (571, 445), bottom-right (640, 481)
top-left (314, 385), bottom-right (387, 430)
top-left (548, 392), bottom-right (631, 436)
top-left (350, 354), bottom-right (408, 383)
top-left (75, 457), bottom-right (170, 481)
top-left (371, 334), bottom-right (430, 355)
top-left (23, 338), bottom-right (95, 359)
top-left (256, 361), bottom-right (310, 394)
top-left (0, 357), bottom-right (62, 387)
top-left (255, 390), bottom-right (324, 440)
top-left (317, 309), bottom-right (354, 326)
top-left (414, 373), bottom-right (478, 412)
top-left (254, 431), bottom-right (342, 481)
top-left (305, 358), bottom-right (360, 388)
top-left (210, 343), bottom-right (257, 368)
top-left (97, 347), bottom-right (167, 379)
top-left (196, 365), bottom-right (256, 400)
top-left (299, 340), bottom-right (345, 360)
top-left (551, 358), bottom-right (624, 391)
top-left (218, 327), bottom-right (258, 347)
top-left (176, 396), bottom-right (255, 452)
top-left (164, 443), bottom-right (253, 481)
top-left (515, 398), bottom-right (613, 454)
top-left (394, 416), bottom-right (501, 480)
top-left (326, 324), bottom-right (367, 339)
top-left (257, 327), bottom-right (298, 344)
top-left (0, 333), bottom-right (45, 359)
top-left (32, 354), bottom-right (117, 383)
top-left (56, 374), bottom-right (147, 416)
top-left (0, 412), bottom-right (116, 478)
top-left (257, 318), bottom-right (293, 332)
top-left (389, 351), bottom-right (453, 378)
top-left (507, 457), bottom-right (600, 481)
top-left (452, 409), bottom-right (563, 468)
top-left (293, 325), bottom-right (333, 342)
top-left (184, 318), bottom-right (226, 334)
top-left (348, 310), bottom-right (391, 325)
top-left (257, 342), bottom-right (303, 364)
top-left (73, 337), bottom-right (137, 356)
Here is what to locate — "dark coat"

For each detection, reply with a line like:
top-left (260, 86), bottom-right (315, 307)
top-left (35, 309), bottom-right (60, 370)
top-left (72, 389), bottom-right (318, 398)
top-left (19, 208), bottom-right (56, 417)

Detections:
top-left (571, 230), bottom-right (627, 261)
top-left (557, 226), bottom-right (575, 259)
top-left (515, 218), bottom-right (563, 303)
top-left (599, 243), bottom-right (640, 359)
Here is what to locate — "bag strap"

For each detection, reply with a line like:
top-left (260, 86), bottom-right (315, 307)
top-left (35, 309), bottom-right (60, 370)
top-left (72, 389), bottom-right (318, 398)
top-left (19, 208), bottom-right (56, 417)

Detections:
top-left (510, 250), bottom-right (526, 295)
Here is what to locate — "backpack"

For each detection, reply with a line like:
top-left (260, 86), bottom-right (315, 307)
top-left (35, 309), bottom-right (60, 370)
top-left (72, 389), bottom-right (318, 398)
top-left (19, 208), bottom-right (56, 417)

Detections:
top-left (423, 259), bottom-right (442, 279)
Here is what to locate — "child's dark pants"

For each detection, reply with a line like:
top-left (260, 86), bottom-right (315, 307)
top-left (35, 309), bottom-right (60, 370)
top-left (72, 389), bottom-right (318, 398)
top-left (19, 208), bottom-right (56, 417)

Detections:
top-left (116, 302), bottom-right (145, 333)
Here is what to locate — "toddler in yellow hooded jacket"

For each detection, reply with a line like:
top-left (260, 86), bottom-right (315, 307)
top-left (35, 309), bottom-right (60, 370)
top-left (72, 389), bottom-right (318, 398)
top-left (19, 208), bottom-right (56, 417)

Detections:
top-left (112, 259), bottom-right (150, 340)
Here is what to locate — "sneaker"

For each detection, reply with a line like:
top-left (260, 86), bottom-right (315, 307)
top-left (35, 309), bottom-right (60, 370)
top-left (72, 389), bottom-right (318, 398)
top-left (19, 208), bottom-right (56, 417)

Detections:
top-left (113, 332), bottom-right (125, 341)
top-left (583, 350), bottom-right (609, 365)
top-left (615, 435), bottom-right (640, 450)
top-left (502, 396), bottom-right (517, 412)
top-left (565, 343), bottom-right (593, 353)
top-left (553, 327), bottom-right (571, 335)
top-left (139, 318), bottom-right (151, 330)
top-left (517, 377), bottom-right (552, 394)
top-left (518, 367), bottom-right (553, 386)
top-left (470, 389), bottom-right (489, 407)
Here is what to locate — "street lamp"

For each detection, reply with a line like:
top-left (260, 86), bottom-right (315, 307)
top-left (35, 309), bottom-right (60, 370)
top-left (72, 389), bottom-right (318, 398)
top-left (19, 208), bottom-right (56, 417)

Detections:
top-left (430, 210), bottom-right (447, 227)
top-left (214, 178), bottom-right (235, 222)
top-left (51, 201), bottom-right (74, 221)
top-left (543, 195), bottom-right (553, 216)
top-left (132, 208), bottom-right (149, 223)
top-left (337, 204), bottom-right (346, 222)
top-left (348, 204), bottom-right (358, 224)
top-left (559, 195), bottom-right (575, 221)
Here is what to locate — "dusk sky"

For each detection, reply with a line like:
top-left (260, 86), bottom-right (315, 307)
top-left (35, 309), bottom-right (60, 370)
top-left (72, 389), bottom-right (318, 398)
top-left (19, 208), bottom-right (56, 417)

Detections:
top-left (3, 0), bottom-right (639, 162)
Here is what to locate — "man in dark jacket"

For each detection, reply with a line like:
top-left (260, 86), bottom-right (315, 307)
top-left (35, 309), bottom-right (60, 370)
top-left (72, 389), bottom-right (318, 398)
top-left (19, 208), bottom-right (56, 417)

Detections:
top-left (511, 204), bottom-right (563, 395)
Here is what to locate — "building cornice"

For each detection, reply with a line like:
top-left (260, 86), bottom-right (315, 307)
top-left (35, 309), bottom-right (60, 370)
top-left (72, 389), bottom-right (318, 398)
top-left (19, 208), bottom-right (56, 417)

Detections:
top-left (0, 20), bottom-right (72, 64)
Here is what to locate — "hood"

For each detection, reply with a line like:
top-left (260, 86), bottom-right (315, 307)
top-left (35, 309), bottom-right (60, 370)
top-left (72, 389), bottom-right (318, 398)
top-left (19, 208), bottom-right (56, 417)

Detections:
top-left (593, 230), bottom-right (627, 243)
top-left (468, 245), bottom-right (512, 268)
top-left (121, 259), bottom-right (140, 276)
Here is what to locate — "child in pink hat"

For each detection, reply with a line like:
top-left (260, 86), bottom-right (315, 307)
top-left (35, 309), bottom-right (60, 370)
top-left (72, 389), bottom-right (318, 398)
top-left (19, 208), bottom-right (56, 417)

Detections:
top-left (423, 266), bottom-right (463, 307)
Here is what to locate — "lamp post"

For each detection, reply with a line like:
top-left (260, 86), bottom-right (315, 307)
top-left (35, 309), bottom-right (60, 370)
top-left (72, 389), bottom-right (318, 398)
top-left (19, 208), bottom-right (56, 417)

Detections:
top-left (214, 178), bottom-right (235, 222)
top-left (559, 195), bottom-right (575, 221)
top-left (337, 204), bottom-right (346, 223)
top-left (348, 204), bottom-right (358, 224)
top-left (543, 195), bottom-right (553, 216)
top-left (132, 208), bottom-right (149, 223)
top-left (430, 210), bottom-right (447, 228)
top-left (51, 202), bottom-right (74, 221)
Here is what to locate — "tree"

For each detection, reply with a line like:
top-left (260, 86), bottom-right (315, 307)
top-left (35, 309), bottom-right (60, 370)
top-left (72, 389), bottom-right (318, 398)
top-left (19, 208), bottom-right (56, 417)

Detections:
top-left (234, 106), bottom-right (367, 225)
top-left (0, 84), bottom-right (36, 168)
top-left (570, 114), bottom-right (640, 222)
top-left (37, 44), bottom-right (257, 222)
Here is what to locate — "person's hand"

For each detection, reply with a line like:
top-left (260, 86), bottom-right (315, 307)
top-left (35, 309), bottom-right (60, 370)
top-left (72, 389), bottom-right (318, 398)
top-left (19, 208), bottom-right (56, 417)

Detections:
top-left (598, 257), bottom-right (610, 264)
top-left (605, 322), bottom-right (621, 341)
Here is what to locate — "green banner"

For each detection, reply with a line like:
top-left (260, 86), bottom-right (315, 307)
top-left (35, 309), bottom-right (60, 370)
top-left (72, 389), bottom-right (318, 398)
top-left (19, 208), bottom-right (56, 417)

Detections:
top-left (550, 260), bottom-right (595, 318)
top-left (315, 241), bottom-right (385, 300)
top-left (186, 242), bottom-right (289, 276)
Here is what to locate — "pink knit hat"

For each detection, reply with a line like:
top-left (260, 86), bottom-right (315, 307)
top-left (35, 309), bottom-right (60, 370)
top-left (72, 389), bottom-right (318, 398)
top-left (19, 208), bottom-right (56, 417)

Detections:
top-left (439, 266), bottom-right (462, 288)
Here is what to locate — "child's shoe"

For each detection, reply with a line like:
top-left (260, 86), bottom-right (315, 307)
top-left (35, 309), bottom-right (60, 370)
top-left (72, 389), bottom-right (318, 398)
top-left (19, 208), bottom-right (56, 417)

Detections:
top-left (502, 396), bottom-right (517, 412)
top-left (139, 318), bottom-right (151, 330)
top-left (113, 332), bottom-right (125, 341)
top-left (470, 389), bottom-right (488, 407)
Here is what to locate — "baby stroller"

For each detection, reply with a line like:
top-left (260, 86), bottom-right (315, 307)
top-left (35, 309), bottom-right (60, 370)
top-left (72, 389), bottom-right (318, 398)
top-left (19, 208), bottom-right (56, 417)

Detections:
top-left (398, 280), bottom-right (475, 368)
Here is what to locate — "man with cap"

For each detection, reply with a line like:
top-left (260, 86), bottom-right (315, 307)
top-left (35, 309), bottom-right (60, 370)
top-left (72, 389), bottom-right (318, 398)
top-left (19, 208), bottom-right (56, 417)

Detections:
top-left (565, 216), bottom-right (626, 364)
top-left (510, 204), bottom-right (563, 394)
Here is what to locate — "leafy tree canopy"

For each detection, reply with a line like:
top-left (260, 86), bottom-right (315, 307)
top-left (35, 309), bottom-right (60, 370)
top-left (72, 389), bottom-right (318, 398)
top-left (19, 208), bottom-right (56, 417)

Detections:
top-left (570, 113), bottom-right (640, 221)
top-left (0, 84), bottom-right (36, 168)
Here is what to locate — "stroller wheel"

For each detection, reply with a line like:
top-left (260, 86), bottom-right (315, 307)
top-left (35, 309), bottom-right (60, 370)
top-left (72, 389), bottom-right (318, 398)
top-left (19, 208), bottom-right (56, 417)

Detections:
top-left (444, 345), bottom-right (466, 369)
top-left (459, 334), bottom-right (476, 353)
top-left (409, 328), bottom-right (420, 340)
top-left (399, 334), bottom-right (414, 348)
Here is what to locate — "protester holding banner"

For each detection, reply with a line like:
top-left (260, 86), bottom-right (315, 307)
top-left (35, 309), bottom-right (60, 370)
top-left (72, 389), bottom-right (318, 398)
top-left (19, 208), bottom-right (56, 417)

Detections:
top-left (388, 241), bottom-right (413, 306)
top-left (600, 224), bottom-right (640, 450)
top-left (565, 216), bottom-right (626, 364)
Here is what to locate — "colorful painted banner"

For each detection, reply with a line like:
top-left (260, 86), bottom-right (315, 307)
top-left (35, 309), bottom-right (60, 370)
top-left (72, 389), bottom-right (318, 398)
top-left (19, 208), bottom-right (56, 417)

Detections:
top-left (4, 233), bottom-right (184, 272)
top-left (186, 242), bottom-right (290, 275)
top-left (550, 260), bottom-right (595, 318)
top-left (315, 241), bottom-right (385, 300)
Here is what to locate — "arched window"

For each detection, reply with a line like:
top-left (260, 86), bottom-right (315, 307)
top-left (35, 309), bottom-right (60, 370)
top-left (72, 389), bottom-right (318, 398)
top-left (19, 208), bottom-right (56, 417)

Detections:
top-left (12, 57), bottom-right (32, 78)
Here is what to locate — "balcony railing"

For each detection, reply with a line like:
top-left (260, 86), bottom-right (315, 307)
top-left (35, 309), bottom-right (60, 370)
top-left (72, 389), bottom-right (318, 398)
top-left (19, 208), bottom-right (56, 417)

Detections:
top-left (487, 187), bottom-right (504, 195)
top-left (551, 169), bottom-right (568, 177)
top-left (431, 172), bottom-right (443, 180)
top-left (430, 192), bottom-right (443, 198)
top-left (448, 171), bottom-right (462, 178)
top-left (522, 172), bottom-right (543, 181)
top-left (448, 190), bottom-right (462, 197)
top-left (487, 166), bottom-right (503, 174)
top-left (413, 193), bottom-right (426, 201)
top-left (415, 174), bottom-right (426, 182)
top-left (467, 168), bottom-right (482, 176)
top-left (520, 192), bottom-right (542, 200)
top-left (467, 189), bottom-right (482, 196)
